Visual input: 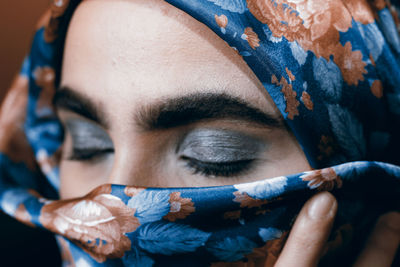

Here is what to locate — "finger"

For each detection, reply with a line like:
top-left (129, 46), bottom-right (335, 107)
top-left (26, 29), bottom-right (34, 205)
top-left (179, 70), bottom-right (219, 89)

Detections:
top-left (353, 212), bottom-right (400, 267)
top-left (274, 192), bottom-right (337, 267)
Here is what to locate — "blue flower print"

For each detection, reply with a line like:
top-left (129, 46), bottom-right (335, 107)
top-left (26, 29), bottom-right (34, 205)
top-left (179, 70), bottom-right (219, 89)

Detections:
top-left (258, 227), bottom-right (283, 242)
top-left (206, 236), bottom-right (257, 262)
top-left (207, 0), bottom-right (247, 14)
top-left (234, 176), bottom-right (287, 200)
top-left (127, 190), bottom-right (171, 224)
top-left (312, 56), bottom-right (342, 102)
top-left (137, 222), bottom-right (211, 255)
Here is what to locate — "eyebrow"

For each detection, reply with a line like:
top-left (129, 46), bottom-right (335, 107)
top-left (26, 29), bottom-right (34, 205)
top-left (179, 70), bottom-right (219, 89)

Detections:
top-left (54, 86), bottom-right (283, 130)
top-left (137, 93), bottom-right (282, 130)
top-left (54, 86), bottom-right (109, 128)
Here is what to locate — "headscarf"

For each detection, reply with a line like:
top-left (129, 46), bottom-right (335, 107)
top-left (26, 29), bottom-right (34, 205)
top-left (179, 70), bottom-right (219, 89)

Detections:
top-left (1, 0), bottom-right (399, 266)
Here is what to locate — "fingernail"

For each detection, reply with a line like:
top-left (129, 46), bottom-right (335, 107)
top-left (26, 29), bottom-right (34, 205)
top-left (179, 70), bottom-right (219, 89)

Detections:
top-left (308, 192), bottom-right (336, 220)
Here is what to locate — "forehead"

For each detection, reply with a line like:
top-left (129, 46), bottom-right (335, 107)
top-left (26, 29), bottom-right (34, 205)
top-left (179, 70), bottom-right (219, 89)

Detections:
top-left (61, 0), bottom-right (277, 117)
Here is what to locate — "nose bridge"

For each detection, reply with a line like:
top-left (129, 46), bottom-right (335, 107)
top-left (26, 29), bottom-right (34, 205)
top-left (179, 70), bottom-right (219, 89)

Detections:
top-left (106, 140), bottom-right (153, 187)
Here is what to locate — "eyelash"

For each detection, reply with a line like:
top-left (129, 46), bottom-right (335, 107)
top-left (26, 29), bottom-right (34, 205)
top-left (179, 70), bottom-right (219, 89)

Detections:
top-left (66, 147), bottom-right (254, 177)
top-left (67, 148), bottom-right (114, 161)
top-left (181, 156), bottom-right (254, 177)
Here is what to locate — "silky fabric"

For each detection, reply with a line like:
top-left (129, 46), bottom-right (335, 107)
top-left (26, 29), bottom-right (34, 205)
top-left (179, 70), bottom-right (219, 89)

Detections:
top-left (0, 0), bottom-right (399, 266)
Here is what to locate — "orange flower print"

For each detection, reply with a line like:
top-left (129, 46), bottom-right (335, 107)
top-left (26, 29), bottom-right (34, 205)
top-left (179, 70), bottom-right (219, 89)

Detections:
top-left (124, 186), bottom-right (145, 197)
top-left (39, 184), bottom-right (140, 263)
top-left (247, 0), bottom-right (353, 59)
top-left (371, 80), bottom-right (383, 98)
top-left (369, 53), bottom-right (376, 66)
top-left (343, 0), bottom-right (375, 24)
top-left (332, 42), bottom-right (367, 86)
top-left (233, 191), bottom-right (267, 209)
top-left (163, 192), bottom-right (195, 222)
top-left (0, 76), bottom-right (36, 170)
top-left (215, 14), bottom-right (228, 34)
top-left (279, 76), bottom-right (300, 120)
top-left (247, 0), bottom-right (304, 43)
top-left (34, 66), bottom-right (56, 115)
top-left (289, 0), bottom-right (353, 42)
top-left (242, 27), bottom-right (260, 50)
top-left (301, 91), bottom-right (314, 110)
top-left (271, 74), bottom-right (300, 119)
top-left (300, 167), bottom-right (343, 191)
top-left (285, 67), bottom-right (296, 81)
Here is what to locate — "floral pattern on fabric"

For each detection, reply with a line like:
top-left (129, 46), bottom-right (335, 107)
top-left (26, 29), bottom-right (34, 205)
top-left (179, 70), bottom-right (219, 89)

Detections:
top-left (0, 0), bottom-right (399, 266)
top-left (215, 14), bottom-right (228, 33)
top-left (163, 192), bottom-right (195, 222)
top-left (233, 191), bottom-right (268, 208)
top-left (242, 27), bottom-right (260, 49)
top-left (247, 0), bottom-right (353, 57)
top-left (300, 167), bottom-right (343, 191)
top-left (39, 184), bottom-right (139, 262)
top-left (271, 74), bottom-right (300, 119)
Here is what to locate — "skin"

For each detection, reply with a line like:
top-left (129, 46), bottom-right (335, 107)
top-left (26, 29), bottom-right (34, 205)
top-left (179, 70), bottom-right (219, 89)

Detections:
top-left (58, 0), bottom-right (399, 265)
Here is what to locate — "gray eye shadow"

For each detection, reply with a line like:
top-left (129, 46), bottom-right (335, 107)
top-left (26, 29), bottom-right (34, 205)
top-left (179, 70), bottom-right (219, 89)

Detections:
top-left (65, 119), bottom-right (113, 149)
top-left (177, 129), bottom-right (266, 163)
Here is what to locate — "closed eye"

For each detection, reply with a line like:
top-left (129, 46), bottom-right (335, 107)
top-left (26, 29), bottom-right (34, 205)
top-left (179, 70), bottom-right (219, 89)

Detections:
top-left (181, 156), bottom-right (255, 177)
top-left (177, 128), bottom-right (266, 178)
top-left (67, 147), bottom-right (114, 161)
top-left (63, 118), bottom-right (114, 163)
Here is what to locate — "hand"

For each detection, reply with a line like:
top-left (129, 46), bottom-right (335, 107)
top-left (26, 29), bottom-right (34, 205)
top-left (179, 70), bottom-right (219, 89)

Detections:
top-left (274, 192), bottom-right (400, 267)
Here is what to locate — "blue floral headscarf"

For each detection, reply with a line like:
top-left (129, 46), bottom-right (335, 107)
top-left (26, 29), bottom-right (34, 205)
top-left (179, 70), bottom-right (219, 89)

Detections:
top-left (0, 0), bottom-right (399, 266)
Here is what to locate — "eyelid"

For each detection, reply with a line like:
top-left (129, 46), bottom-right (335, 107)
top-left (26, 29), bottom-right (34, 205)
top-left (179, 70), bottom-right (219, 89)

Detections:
top-left (64, 118), bottom-right (114, 161)
top-left (177, 129), bottom-right (266, 162)
top-left (65, 118), bottom-right (113, 144)
top-left (177, 128), bottom-right (267, 177)
top-left (67, 147), bottom-right (114, 162)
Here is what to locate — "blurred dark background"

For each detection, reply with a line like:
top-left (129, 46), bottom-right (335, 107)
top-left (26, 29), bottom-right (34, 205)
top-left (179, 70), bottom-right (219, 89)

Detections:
top-left (0, 1), bottom-right (61, 266)
top-left (0, 1), bottom-right (49, 99)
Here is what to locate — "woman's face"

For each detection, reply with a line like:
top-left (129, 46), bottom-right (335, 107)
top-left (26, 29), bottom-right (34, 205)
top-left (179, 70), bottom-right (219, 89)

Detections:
top-left (57, 0), bottom-right (310, 199)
